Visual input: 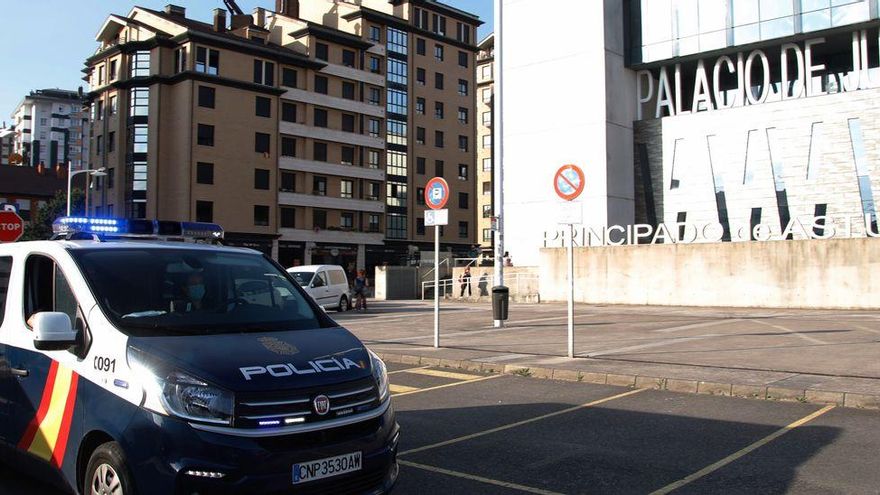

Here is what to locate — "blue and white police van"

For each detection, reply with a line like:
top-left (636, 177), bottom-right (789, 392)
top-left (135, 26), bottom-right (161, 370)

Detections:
top-left (0, 217), bottom-right (399, 494)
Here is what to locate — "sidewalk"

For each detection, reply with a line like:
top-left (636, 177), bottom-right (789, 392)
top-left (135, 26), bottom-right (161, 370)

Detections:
top-left (335, 301), bottom-right (880, 409)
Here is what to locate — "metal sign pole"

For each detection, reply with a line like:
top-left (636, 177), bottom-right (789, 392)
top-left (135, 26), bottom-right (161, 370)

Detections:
top-left (434, 224), bottom-right (440, 348)
top-left (567, 223), bottom-right (574, 358)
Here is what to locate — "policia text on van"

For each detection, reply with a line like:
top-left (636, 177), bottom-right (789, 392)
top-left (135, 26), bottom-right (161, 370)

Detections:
top-left (0, 217), bottom-right (399, 494)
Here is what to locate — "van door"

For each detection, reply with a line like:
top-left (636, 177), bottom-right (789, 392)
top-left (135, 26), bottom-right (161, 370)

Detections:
top-left (312, 270), bottom-right (332, 305)
top-left (0, 255), bottom-right (19, 446)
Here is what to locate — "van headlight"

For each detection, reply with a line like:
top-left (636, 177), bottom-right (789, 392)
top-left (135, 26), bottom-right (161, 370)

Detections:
top-left (129, 350), bottom-right (234, 425)
top-left (369, 350), bottom-right (389, 403)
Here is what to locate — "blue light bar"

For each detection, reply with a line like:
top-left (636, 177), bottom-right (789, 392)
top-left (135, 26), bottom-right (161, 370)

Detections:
top-left (52, 217), bottom-right (224, 240)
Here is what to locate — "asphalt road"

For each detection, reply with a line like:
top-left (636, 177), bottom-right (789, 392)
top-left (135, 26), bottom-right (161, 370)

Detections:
top-left (3, 363), bottom-right (879, 494)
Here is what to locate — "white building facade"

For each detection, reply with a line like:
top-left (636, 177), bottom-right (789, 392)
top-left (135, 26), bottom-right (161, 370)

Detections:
top-left (11, 89), bottom-right (89, 172)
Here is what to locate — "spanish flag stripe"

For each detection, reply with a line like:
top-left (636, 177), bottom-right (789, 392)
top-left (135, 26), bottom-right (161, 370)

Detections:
top-left (50, 373), bottom-right (79, 469)
top-left (17, 360), bottom-right (59, 451)
top-left (26, 365), bottom-right (73, 462)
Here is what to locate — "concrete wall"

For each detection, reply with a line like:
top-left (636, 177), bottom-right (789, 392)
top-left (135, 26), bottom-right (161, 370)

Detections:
top-left (374, 266), bottom-right (420, 300)
top-left (539, 239), bottom-right (880, 309)
top-left (449, 266), bottom-right (539, 300)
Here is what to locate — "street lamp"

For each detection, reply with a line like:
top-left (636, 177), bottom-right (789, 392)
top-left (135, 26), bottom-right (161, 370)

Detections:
top-left (67, 167), bottom-right (107, 216)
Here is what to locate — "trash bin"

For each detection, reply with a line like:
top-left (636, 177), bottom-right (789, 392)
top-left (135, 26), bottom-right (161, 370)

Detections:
top-left (492, 286), bottom-right (509, 321)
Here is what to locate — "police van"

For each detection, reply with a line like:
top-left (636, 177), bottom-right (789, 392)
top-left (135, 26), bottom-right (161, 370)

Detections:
top-left (0, 217), bottom-right (399, 494)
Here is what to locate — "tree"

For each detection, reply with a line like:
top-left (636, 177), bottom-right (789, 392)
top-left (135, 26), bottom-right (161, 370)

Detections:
top-left (21, 189), bottom-right (84, 241)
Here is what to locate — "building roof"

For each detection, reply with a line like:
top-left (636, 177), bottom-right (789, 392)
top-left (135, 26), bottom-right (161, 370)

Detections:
top-left (0, 166), bottom-right (67, 198)
top-left (25, 89), bottom-right (83, 102)
top-left (291, 22), bottom-right (374, 49)
top-left (391, 0), bottom-right (483, 25)
top-left (479, 33), bottom-right (494, 49)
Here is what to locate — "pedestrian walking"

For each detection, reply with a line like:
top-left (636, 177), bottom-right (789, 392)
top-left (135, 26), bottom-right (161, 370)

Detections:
top-left (353, 269), bottom-right (368, 311)
top-left (477, 272), bottom-right (489, 296)
top-left (459, 267), bottom-right (472, 297)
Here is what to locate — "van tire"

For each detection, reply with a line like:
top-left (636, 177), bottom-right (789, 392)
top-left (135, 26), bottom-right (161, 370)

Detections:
top-left (84, 441), bottom-right (136, 495)
top-left (338, 295), bottom-right (350, 312)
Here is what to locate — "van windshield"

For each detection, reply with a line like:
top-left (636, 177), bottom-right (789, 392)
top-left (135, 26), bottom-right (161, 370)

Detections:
top-left (70, 247), bottom-right (321, 337)
top-left (289, 271), bottom-right (314, 287)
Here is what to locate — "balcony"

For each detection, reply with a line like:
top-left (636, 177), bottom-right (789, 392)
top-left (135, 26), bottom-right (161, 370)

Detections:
top-left (279, 121), bottom-right (385, 149)
top-left (279, 191), bottom-right (385, 213)
top-left (281, 88), bottom-right (385, 119)
top-left (279, 227), bottom-right (385, 245)
top-left (279, 156), bottom-right (385, 181)
top-left (319, 63), bottom-right (385, 87)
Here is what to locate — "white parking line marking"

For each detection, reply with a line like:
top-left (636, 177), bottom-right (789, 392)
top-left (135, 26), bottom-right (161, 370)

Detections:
top-left (582, 334), bottom-right (721, 357)
top-left (652, 319), bottom-right (742, 333)
top-left (399, 460), bottom-right (564, 495)
top-left (388, 365), bottom-right (431, 375)
top-left (476, 353), bottom-right (532, 363)
top-left (749, 319), bottom-right (827, 345)
top-left (392, 375), bottom-right (502, 397)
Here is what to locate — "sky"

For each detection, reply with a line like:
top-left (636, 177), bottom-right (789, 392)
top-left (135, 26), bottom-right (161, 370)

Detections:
top-left (0, 0), bottom-right (493, 121)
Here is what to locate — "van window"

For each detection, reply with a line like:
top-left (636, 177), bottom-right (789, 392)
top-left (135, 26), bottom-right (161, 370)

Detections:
top-left (70, 248), bottom-right (322, 336)
top-left (329, 269), bottom-right (347, 286)
top-left (0, 257), bottom-right (11, 327)
top-left (290, 271), bottom-right (314, 287)
top-left (313, 271), bottom-right (328, 288)
top-left (24, 255), bottom-right (78, 327)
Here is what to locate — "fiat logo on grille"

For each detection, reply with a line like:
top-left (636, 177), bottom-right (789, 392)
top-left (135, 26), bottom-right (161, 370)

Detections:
top-left (313, 395), bottom-right (331, 416)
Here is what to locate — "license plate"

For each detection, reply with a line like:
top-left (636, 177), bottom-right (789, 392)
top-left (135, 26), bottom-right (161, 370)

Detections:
top-left (293, 452), bottom-right (362, 484)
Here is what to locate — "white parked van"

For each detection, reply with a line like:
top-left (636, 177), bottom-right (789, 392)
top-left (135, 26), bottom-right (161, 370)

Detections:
top-left (287, 265), bottom-right (352, 311)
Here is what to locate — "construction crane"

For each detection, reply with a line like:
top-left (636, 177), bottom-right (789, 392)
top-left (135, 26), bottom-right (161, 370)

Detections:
top-left (223, 0), bottom-right (244, 16)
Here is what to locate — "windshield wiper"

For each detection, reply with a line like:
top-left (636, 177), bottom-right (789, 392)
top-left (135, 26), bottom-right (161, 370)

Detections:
top-left (122, 310), bottom-right (168, 319)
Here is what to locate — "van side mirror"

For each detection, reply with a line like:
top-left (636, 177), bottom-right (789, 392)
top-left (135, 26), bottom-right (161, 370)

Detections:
top-left (32, 312), bottom-right (78, 351)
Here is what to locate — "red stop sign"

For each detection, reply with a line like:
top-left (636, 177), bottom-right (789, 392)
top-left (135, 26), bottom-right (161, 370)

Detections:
top-left (0, 211), bottom-right (24, 243)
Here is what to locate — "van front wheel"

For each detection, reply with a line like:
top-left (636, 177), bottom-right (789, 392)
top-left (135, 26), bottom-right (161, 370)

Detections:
top-left (85, 442), bottom-right (136, 495)
top-left (338, 295), bottom-right (350, 312)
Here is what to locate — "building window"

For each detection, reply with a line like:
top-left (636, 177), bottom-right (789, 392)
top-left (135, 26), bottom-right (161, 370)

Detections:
top-left (369, 119), bottom-right (380, 137)
top-left (435, 72), bottom-right (444, 90)
top-left (387, 150), bottom-right (407, 176)
top-left (435, 102), bottom-right (444, 119)
top-left (108, 132), bottom-right (115, 153)
top-left (432, 14), bottom-right (447, 36)
top-left (482, 88), bottom-right (492, 103)
top-left (173, 48), bottom-right (186, 74)
top-left (255, 96), bottom-right (271, 118)
top-left (417, 127), bottom-right (425, 145)
top-left (195, 47), bottom-right (219, 75)
top-left (197, 162), bottom-right (214, 184)
top-left (314, 142), bottom-right (328, 162)
top-left (416, 218), bottom-right (425, 236)
top-left (481, 65), bottom-right (492, 80)
top-left (416, 187), bottom-right (425, 205)
top-left (482, 135), bottom-right (491, 148)
top-left (315, 43), bottom-right (329, 61)
top-left (254, 205), bottom-right (270, 226)
top-left (280, 171), bottom-right (295, 192)
top-left (387, 89), bottom-right (407, 114)
top-left (197, 124), bottom-right (214, 146)
top-left (96, 135), bottom-right (103, 155)
top-left (281, 136), bottom-right (296, 157)
top-left (369, 56), bottom-right (381, 74)
top-left (416, 38), bottom-right (426, 55)
top-left (458, 221), bottom-right (468, 239)
top-left (482, 204), bottom-right (492, 217)
top-left (315, 75), bottom-right (328, 94)
top-left (340, 212), bottom-right (354, 230)
top-left (342, 49), bottom-right (355, 67)
top-left (388, 59), bottom-right (408, 85)
top-left (416, 68), bottom-right (426, 85)
top-left (435, 44), bottom-right (444, 61)
top-left (341, 114), bottom-right (355, 132)
top-left (282, 68), bottom-right (297, 87)
top-left (109, 95), bottom-right (118, 115)
top-left (483, 157), bottom-right (492, 171)
top-left (435, 160), bottom-right (444, 176)
top-left (416, 97), bottom-right (425, 114)
top-left (387, 27), bottom-right (408, 55)
top-left (314, 108), bottom-right (328, 128)
top-left (458, 51), bottom-right (468, 68)
top-left (342, 81), bottom-right (355, 100)
top-left (483, 182), bottom-right (492, 196)
top-left (414, 8), bottom-right (429, 29)
top-left (417, 157), bottom-right (426, 174)
top-left (367, 150), bottom-right (380, 168)
top-left (458, 164), bottom-right (468, 180)
top-left (313, 176), bottom-right (327, 196)
top-left (435, 131), bottom-right (444, 148)
top-left (255, 133), bottom-right (271, 154)
top-left (368, 214), bottom-right (380, 232)
top-left (280, 206), bottom-right (296, 228)
top-left (96, 100), bottom-right (104, 120)
top-left (108, 169), bottom-right (115, 189)
top-left (458, 79), bottom-right (469, 96)
top-left (483, 228), bottom-right (492, 242)
top-left (197, 86), bottom-right (215, 108)
top-left (387, 120), bottom-right (407, 146)
top-left (313, 210), bottom-right (327, 229)
top-left (482, 111), bottom-right (492, 126)
top-left (196, 201), bottom-right (213, 222)
top-left (369, 87), bottom-right (381, 105)
top-left (254, 169), bottom-right (270, 190)
top-left (282, 102), bottom-right (297, 122)
top-left (458, 107), bottom-right (468, 124)
top-left (458, 192), bottom-right (468, 209)
top-left (341, 146), bottom-right (354, 165)
top-left (109, 59), bottom-right (118, 80)
top-left (341, 180), bottom-right (353, 198)
top-left (253, 59), bottom-right (275, 86)
top-left (367, 182), bottom-right (380, 200)
top-left (386, 183), bottom-right (407, 207)
top-left (130, 51), bottom-right (150, 77)
top-left (369, 25), bottom-right (381, 42)
top-left (457, 22), bottom-right (471, 44)
top-left (459, 135), bottom-right (468, 152)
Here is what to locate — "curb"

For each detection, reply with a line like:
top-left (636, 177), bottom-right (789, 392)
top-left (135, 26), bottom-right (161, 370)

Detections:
top-left (377, 352), bottom-right (880, 410)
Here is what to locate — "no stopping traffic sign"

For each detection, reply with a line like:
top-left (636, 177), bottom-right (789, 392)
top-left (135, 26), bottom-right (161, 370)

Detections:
top-left (0, 211), bottom-right (24, 243)
top-left (425, 177), bottom-right (450, 210)
top-left (554, 164), bottom-right (585, 202)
